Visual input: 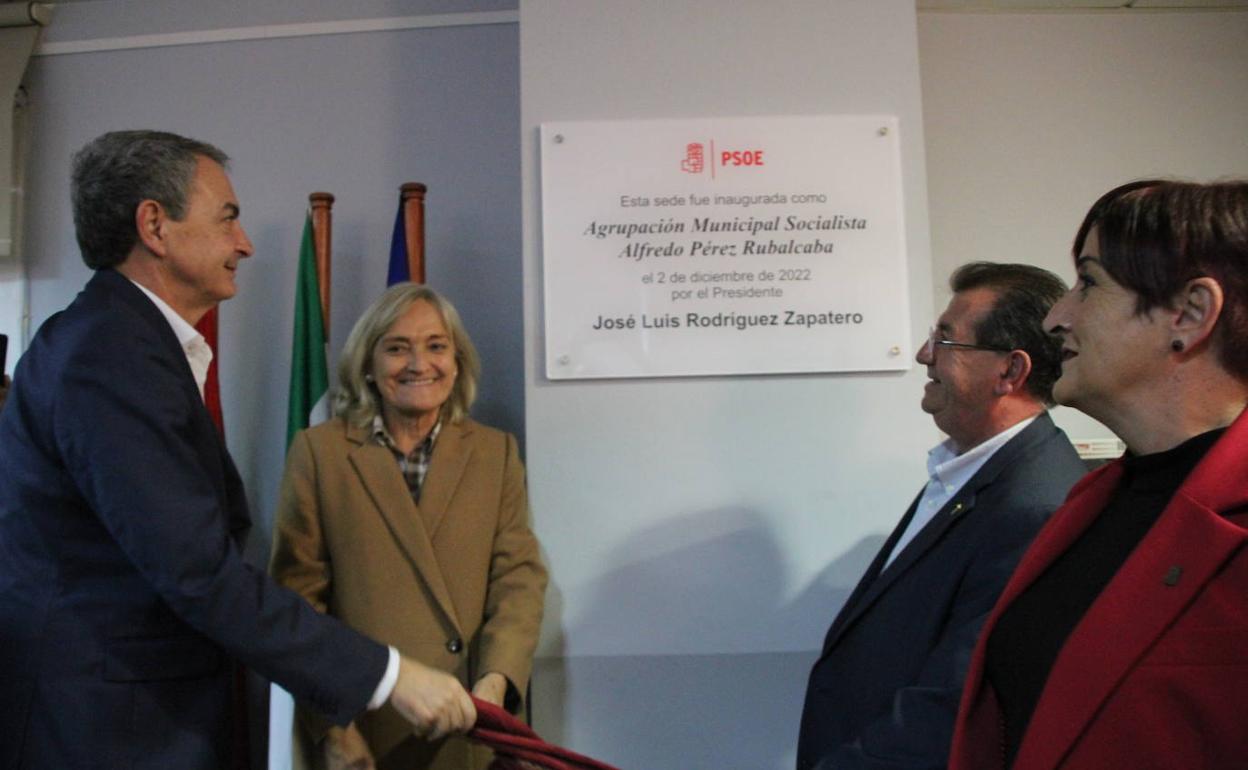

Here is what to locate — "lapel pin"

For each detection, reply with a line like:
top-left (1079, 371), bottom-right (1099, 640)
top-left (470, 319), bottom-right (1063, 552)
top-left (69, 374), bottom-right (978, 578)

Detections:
top-left (1163, 565), bottom-right (1182, 587)
top-left (949, 502), bottom-right (966, 517)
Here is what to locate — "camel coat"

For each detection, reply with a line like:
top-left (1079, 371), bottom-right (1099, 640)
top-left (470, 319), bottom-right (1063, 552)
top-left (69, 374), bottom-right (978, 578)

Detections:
top-left (271, 417), bottom-right (547, 769)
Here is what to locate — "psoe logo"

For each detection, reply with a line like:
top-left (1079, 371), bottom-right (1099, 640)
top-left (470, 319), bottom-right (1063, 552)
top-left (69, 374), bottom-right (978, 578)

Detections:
top-left (680, 141), bottom-right (766, 177)
top-left (680, 143), bottom-right (704, 174)
top-left (720, 148), bottom-right (765, 167)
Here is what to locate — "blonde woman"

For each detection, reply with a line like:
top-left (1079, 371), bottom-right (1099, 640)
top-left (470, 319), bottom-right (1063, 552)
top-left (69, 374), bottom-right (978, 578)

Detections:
top-left (272, 283), bottom-right (546, 770)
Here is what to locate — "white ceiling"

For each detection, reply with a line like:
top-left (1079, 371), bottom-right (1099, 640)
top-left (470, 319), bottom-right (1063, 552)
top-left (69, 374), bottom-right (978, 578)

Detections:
top-left (919, 0), bottom-right (1248, 8)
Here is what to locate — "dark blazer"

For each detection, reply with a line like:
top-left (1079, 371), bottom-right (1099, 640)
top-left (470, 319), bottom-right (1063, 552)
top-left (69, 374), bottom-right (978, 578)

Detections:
top-left (0, 269), bottom-right (388, 770)
top-left (797, 413), bottom-right (1085, 770)
top-left (950, 409), bottom-right (1248, 770)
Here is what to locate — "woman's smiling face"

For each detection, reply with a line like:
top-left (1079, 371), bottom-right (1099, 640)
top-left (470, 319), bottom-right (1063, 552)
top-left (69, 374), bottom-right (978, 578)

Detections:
top-left (370, 299), bottom-right (458, 425)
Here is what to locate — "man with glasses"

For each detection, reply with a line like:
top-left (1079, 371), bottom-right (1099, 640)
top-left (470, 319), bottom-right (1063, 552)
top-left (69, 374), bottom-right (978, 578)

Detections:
top-left (797, 262), bottom-right (1085, 770)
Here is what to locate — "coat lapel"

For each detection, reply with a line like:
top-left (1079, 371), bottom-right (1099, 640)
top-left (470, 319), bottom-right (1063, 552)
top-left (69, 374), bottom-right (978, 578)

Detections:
top-left (824, 488), bottom-right (976, 652)
top-left (415, 420), bottom-right (474, 540)
top-left (345, 423), bottom-right (462, 633)
top-left (96, 270), bottom-right (247, 541)
top-left (823, 415), bottom-right (1059, 654)
top-left (878, 491), bottom-right (974, 584)
top-left (1017, 414), bottom-right (1248, 770)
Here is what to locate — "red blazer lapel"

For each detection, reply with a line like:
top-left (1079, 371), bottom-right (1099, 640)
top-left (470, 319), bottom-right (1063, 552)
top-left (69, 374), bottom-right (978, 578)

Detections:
top-left (952, 467), bottom-right (1116, 770)
top-left (1016, 498), bottom-right (1245, 770)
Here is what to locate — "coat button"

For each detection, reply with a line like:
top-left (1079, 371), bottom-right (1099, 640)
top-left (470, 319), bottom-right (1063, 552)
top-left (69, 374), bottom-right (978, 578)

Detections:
top-left (446, 638), bottom-right (463, 654)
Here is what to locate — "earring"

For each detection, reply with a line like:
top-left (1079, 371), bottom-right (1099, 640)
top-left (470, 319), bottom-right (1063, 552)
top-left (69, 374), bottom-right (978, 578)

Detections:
top-left (365, 373), bottom-right (375, 382)
top-left (1171, 339), bottom-right (1185, 352)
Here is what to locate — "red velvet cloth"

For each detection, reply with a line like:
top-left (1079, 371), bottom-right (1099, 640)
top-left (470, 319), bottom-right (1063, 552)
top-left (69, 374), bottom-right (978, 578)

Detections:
top-left (469, 697), bottom-right (623, 770)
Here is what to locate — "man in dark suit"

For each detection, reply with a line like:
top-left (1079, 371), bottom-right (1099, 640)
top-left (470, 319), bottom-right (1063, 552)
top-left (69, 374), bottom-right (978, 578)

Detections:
top-left (0, 131), bottom-right (475, 769)
top-left (796, 263), bottom-right (1087, 770)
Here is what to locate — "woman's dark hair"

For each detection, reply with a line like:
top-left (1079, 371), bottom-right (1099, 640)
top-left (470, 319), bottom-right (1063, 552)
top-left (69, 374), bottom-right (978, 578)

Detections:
top-left (1074, 180), bottom-right (1248, 379)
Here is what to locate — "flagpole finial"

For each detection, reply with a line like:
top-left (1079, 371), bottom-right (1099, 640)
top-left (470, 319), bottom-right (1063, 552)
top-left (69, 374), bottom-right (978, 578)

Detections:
top-left (399, 182), bottom-right (426, 199)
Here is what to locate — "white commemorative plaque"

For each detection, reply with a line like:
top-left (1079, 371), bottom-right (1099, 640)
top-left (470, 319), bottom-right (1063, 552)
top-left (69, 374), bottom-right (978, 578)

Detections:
top-left (540, 114), bottom-right (912, 379)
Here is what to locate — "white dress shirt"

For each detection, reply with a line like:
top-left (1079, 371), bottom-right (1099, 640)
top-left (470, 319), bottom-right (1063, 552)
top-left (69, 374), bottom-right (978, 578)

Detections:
top-left (128, 280), bottom-right (212, 399)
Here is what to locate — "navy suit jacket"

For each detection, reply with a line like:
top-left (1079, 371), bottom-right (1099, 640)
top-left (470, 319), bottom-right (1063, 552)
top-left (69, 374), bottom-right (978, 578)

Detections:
top-left (796, 413), bottom-right (1085, 770)
top-left (0, 269), bottom-right (388, 769)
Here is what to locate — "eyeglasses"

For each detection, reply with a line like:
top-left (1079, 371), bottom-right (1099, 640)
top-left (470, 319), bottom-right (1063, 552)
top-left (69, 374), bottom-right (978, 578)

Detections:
top-left (922, 326), bottom-right (1014, 356)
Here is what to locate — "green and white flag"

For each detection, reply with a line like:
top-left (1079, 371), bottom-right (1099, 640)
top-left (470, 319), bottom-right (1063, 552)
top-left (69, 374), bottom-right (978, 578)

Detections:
top-left (286, 213), bottom-right (329, 448)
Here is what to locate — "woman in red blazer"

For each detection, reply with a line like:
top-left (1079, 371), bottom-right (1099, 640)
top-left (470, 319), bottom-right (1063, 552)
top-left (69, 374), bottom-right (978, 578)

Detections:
top-left (949, 180), bottom-right (1248, 770)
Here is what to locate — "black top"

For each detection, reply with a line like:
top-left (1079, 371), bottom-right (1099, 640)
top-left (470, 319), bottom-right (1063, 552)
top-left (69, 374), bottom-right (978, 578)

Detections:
top-left (984, 427), bottom-right (1225, 768)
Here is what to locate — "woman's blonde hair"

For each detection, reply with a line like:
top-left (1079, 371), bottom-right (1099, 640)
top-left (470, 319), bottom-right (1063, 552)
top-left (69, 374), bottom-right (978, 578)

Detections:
top-left (334, 283), bottom-right (480, 426)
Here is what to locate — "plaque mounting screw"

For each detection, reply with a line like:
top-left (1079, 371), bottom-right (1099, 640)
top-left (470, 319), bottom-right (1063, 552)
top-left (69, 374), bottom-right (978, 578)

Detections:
top-left (557, 354), bottom-right (570, 365)
top-left (889, 346), bottom-right (901, 356)
top-left (553, 134), bottom-right (565, 144)
top-left (878, 126), bottom-right (889, 137)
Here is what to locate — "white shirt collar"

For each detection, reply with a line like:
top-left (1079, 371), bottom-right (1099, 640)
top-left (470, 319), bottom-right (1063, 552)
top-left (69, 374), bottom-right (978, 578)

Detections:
top-left (926, 415), bottom-right (1039, 489)
top-left (126, 278), bottom-right (213, 399)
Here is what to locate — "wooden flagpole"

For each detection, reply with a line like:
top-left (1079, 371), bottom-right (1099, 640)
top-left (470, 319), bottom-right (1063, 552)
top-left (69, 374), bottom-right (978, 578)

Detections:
top-left (309, 191), bottom-right (334, 335)
top-left (400, 182), bottom-right (426, 284)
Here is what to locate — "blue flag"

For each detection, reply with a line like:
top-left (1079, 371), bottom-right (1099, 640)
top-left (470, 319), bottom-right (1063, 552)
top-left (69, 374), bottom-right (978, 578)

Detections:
top-left (387, 201), bottom-right (408, 285)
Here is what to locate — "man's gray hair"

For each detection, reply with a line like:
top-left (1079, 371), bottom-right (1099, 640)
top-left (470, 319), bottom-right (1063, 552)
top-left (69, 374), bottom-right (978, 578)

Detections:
top-left (71, 130), bottom-right (229, 269)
